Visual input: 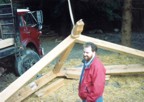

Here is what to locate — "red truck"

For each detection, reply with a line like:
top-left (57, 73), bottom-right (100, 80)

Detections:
top-left (0, 2), bottom-right (43, 76)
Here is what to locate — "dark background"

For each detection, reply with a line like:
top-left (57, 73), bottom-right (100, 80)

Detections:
top-left (12, 0), bottom-right (144, 37)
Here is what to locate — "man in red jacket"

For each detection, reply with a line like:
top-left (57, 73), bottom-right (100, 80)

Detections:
top-left (78, 42), bottom-right (106, 102)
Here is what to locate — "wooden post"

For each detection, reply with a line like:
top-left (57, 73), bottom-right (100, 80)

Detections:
top-left (71, 19), bottom-right (84, 38)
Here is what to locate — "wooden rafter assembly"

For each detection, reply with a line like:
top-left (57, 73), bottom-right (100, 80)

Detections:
top-left (0, 19), bottom-right (144, 102)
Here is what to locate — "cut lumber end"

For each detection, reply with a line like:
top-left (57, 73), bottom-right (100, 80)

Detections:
top-left (71, 19), bottom-right (84, 38)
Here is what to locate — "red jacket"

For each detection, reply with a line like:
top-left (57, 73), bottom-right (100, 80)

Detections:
top-left (78, 57), bottom-right (106, 102)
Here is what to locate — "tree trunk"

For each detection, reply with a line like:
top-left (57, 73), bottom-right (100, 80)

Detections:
top-left (121, 0), bottom-right (132, 47)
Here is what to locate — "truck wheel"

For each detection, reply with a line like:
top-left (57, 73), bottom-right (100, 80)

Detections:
top-left (15, 49), bottom-right (40, 76)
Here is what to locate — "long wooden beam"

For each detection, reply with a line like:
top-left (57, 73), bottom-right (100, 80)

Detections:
top-left (63, 70), bottom-right (110, 80)
top-left (0, 38), bottom-right (14, 49)
top-left (64, 64), bottom-right (144, 75)
top-left (0, 20), bottom-right (84, 102)
top-left (6, 71), bottom-right (56, 102)
top-left (106, 64), bottom-right (144, 74)
top-left (76, 35), bottom-right (144, 58)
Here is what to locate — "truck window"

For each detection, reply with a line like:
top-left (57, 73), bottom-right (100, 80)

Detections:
top-left (23, 13), bottom-right (36, 26)
top-left (18, 16), bottom-right (24, 27)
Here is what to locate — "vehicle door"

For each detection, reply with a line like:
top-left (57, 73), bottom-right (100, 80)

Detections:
top-left (19, 12), bottom-right (40, 47)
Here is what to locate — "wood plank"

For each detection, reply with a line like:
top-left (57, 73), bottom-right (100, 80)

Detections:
top-left (0, 20), bottom-right (84, 102)
top-left (76, 35), bottom-right (144, 58)
top-left (53, 43), bottom-right (75, 73)
top-left (6, 71), bottom-right (57, 102)
top-left (35, 79), bottom-right (64, 98)
top-left (106, 64), bottom-right (144, 74)
top-left (63, 70), bottom-right (110, 80)
top-left (0, 38), bottom-right (14, 49)
top-left (64, 64), bottom-right (144, 75)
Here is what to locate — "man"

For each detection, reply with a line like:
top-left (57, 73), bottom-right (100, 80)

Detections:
top-left (78, 42), bottom-right (106, 102)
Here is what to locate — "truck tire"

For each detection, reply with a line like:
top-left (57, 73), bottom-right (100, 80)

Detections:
top-left (15, 49), bottom-right (40, 76)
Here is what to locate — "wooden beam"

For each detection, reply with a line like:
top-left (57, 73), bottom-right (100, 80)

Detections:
top-left (63, 69), bottom-right (110, 80)
top-left (0, 38), bottom-right (14, 49)
top-left (106, 64), bottom-right (144, 75)
top-left (0, 20), bottom-right (84, 102)
top-left (35, 79), bottom-right (64, 98)
top-left (53, 43), bottom-right (75, 73)
top-left (64, 64), bottom-right (144, 75)
top-left (6, 71), bottom-right (57, 102)
top-left (76, 35), bottom-right (144, 58)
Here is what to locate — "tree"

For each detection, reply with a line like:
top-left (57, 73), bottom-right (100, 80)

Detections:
top-left (121, 0), bottom-right (132, 47)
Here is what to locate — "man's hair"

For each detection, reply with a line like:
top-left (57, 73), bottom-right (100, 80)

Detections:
top-left (83, 42), bottom-right (97, 52)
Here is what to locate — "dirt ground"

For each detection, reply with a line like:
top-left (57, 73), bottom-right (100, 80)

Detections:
top-left (0, 32), bottom-right (144, 102)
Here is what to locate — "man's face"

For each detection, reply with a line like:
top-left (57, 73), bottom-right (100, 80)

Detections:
top-left (83, 46), bottom-right (95, 62)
